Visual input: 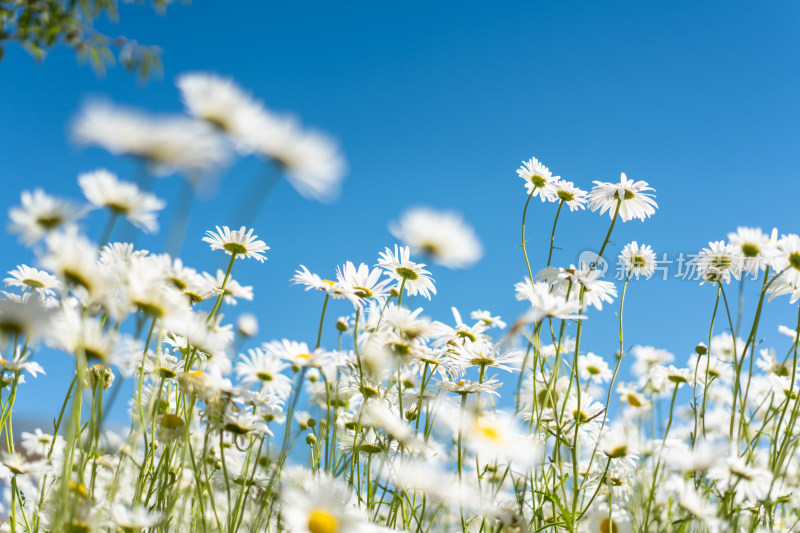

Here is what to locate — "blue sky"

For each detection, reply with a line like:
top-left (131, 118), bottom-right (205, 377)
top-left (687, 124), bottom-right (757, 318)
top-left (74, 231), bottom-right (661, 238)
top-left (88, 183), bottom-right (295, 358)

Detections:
top-left (1, 1), bottom-right (799, 423)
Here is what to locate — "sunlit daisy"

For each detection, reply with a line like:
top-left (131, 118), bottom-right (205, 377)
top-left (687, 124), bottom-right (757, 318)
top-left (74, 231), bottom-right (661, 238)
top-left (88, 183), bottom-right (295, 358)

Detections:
top-left (619, 241), bottom-right (656, 279)
top-left (588, 172), bottom-right (657, 222)
top-left (550, 179), bottom-right (588, 211)
top-left (516, 156), bottom-right (557, 201)
top-left (281, 476), bottom-right (369, 533)
top-left (376, 244), bottom-right (436, 299)
top-left (4, 265), bottom-right (60, 296)
top-left (78, 168), bottom-right (165, 233)
top-left (8, 189), bottom-right (84, 245)
top-left (727, 226), bottom-right (775, 275)
top-left (202, 226), bottom-right (269, 262)
top-left (335, 261), bottom-right (391, 304)
top-left (236, 347), bottom-right (292, 398)
top-left (696, 240), bottom-right (742, 284)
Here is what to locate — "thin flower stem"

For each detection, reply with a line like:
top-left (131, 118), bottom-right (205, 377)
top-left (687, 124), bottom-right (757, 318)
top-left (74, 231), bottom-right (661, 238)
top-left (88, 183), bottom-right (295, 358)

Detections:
top-left (546, 200), bottom-right (564, 267)
top-left (521, 190), bottom-right (535, 282)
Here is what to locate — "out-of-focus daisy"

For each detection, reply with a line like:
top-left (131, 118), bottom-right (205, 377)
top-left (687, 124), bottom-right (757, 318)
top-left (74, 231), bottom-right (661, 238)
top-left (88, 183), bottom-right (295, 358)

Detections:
top-left (390, 207), bottom-right (483, 269)
top-left (516, 156), bottom-right (557, 201)
top-left (177, 72), bottom-right (265, 151)
top-left (4, 265), bottom-right (60, 296)
top-left (631, 345), bottom-right (674, 377)
top-left (709, 455), bottom-right (772, 505)
top-left (376, 244), bottom-right (436, 300)
top-left (619, 241), bottom-right (656, 279)
top-left (470, 309), bottom-right (506, 329)
top-left (588, 172), bottom-right (657, 222)
top-left (202, 226), bottom-right (269, 262)
top-left (39, 228), bottom-right (101, 295)
top-left (251, 111), bottom-right (347, 202)
top-left (578, 352), bottom-right (612, 382)
top-left (457, 409), bottom-right (538, 468)
top-left (551, 179), bottom-right (588, 211)
top-left (585, 506), bottom-right (633, 533)
top-left (110, 505), bottom-right (164, 529)
top-left (696, 240), bottom-right (742, 284)
top-left (72, 101), bottom-right (230, 177)
top-left (8, 189), bottom-right (84, 245)
top-left (78, 169), bottom-right (165, 234)
top-left (281, 476), bottom-right (369, 533)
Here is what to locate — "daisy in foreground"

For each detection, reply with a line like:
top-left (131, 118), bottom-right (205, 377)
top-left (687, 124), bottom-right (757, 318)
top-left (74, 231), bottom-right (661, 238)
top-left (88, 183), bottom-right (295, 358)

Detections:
top-left (281, 476), bottom-right (371, 533)
top-left (389, 207), bottom-right (483, 269)
top-left (202, 225), bottom-right (269, 262)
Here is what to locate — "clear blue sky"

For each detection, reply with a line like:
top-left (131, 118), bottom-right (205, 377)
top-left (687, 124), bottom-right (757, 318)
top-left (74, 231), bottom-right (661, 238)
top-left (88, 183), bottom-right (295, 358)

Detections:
top-left (1, 1), bottom-right (799, 422)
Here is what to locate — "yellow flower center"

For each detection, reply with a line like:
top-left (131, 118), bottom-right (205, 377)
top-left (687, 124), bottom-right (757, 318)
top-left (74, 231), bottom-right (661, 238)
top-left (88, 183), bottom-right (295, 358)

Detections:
top-left (308, 509), bottom-right (339, 533)
top-left (600, 517), bottom-right (618, 533)
top-left (473, 420), bottom-right (501, 443)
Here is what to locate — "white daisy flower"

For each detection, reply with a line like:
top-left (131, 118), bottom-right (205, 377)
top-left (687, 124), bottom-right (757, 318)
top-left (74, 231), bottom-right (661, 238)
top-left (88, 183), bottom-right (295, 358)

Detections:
top-left (709, 455), bottom-right (772, 505)
top-left (390, 207), bottom-right (483, 269)
top-left (522, 282), bottom-right (586, 324)
top-left (39, 227), bottom-right (102, 295)
top-left (619, 241), bottom-right (656, 279)
top-left (470, 309), bottom-right (506, 330)
top-left (578, 352), bottom-right (612, 382)
top-left (72, 101), bottom-right (231, 177)
top-left (457, 409), bottom-right (539, 468)
top-left (263, 339), bottom-right (333, 369)
top-left (251, 111), bottom-right (347, 202)
top-left (376, 244), bottom-right (436, 300)
top-left (696, 240), bottom-right (743, 284)
top-left (281, 476), bottom-right (370, 533)
top-left (588, 172), bottom-right (657, 222)
top-left (177, 71), bottom-right (266, 151)
top-left (202, 225), bottom-right (269, 262)
top-left (772, 233), bottom-right (800, 287)
top-left (727, 226), bottom-right (775, 275)
top-left (631, 345), bottom-right (674, 377)
top-left (335, 261), bottom-right (391, 305)
top-left (516, 156), bottom-right (557, 201)
top-left (8, 189), bottom-right (84, 245)
top-left (78, 168), bottom-right (165, 233)
top-left (290, 265), bottom-right (358, 306)
top-left (110, 505), bottom-right (164, 529)
top-left (4, 265), bottom-right (60, 296)
top-left (203, 269), bottom-right (254, 305)
top-left (551, 179), bottom-right (588, 211)
top-left (235, 347), bottom-right (292, 399)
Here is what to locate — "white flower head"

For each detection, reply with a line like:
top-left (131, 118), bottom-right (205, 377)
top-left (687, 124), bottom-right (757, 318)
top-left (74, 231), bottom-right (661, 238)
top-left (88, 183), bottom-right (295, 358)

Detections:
top-left (202, 225), bottom-right (269, 262)
top-left (589, 172), bottom-right (657, 222)
top-left (78, 168), bottom-right (165, 234)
